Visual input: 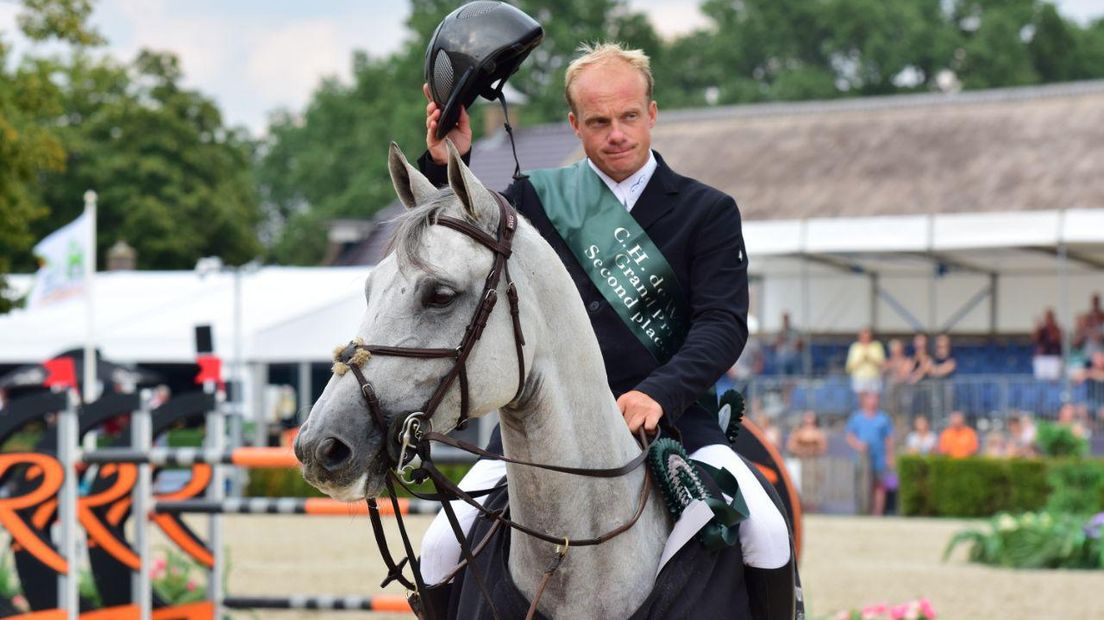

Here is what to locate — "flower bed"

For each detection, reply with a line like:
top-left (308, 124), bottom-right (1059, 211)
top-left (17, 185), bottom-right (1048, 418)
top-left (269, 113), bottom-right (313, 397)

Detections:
top-left (830, 597), bottom-right (936, 620)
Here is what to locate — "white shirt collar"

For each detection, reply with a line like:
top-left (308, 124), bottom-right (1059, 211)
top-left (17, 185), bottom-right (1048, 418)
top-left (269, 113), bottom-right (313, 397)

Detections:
top-left (587, 151), bottom-right (657, 212)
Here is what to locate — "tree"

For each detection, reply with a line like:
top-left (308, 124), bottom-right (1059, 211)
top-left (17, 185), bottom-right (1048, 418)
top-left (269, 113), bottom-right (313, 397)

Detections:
top-left (258, 0), bottom-right (660, 265)
top-left (27, 50), bottom-right (262, 271)
top-left (0, 0), bottom-right (102, 311)
top-left (257, 49), bottom-right (427, 265)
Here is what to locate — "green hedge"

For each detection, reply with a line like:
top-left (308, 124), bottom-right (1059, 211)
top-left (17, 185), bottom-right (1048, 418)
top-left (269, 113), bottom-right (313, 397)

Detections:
top-left (244, 463), bottom-right (473, 498)
top-left (899, 455), bottom-right (1104, 517)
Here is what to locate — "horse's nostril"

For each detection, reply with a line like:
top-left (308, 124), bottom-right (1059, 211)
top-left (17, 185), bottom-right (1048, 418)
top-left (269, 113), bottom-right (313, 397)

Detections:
top-left (316, 436), bottom-right (353, 472)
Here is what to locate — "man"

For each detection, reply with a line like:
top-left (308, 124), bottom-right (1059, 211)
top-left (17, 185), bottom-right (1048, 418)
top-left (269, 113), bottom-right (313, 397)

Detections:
top-left (845, 392), bottom-right (894, 516)
top-left (937, 411), bottom-right (978, 458)
top-left (416, 42), bottom-right (791, 597)
top-left (845, 327), bottom-right (885, 396)
top-left (774, 312), bottom-right (803, 376)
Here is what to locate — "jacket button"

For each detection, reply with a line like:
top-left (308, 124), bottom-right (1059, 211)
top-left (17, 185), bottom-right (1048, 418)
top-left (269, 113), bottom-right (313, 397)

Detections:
top-left (588, 301), bottom-right (601, 312)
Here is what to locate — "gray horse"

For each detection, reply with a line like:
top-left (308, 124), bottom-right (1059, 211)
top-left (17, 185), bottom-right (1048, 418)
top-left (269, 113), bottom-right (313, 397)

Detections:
top-left (296, 142), bottom-right (754, 618)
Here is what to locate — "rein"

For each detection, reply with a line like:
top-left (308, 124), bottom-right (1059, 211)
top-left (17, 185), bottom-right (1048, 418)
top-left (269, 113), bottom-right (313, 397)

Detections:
top-left (333, 192), bottom-right (655, 620)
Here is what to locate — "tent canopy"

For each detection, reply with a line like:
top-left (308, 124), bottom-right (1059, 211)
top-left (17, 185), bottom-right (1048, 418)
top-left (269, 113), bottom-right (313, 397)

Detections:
top-left (744, 209), bottom-right (1104, 335)
top-left (0, 267), bottom-right (372, 364)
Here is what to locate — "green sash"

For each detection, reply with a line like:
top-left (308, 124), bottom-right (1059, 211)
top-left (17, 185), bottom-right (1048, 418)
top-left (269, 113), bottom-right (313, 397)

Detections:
top-left (527, 160), bottom-right (689, 362)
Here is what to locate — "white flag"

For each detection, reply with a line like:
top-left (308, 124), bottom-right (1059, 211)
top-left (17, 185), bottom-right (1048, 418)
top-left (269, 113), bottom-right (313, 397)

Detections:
top-left (27, 211), bottom-right (93, 308)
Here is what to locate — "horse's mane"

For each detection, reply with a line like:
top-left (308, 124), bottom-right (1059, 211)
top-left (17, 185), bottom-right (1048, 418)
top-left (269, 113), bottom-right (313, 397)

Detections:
top-left (385, 186), bottom-right (502, 272)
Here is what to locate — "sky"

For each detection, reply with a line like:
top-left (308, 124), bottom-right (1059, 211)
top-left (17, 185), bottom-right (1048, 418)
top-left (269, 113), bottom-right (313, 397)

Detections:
top-left (1, 0), bottom-right (1101, 136)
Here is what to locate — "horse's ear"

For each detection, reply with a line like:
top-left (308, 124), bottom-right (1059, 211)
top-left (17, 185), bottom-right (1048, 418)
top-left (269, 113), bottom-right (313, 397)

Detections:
top-left (388, 142), bottom-right (437, 210)
top-left (445, 139), bottom-right (488, 220)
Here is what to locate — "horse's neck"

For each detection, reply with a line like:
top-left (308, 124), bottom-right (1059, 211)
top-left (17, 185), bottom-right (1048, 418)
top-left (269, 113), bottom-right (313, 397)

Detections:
top-left (496, 228), bottom-right (669, 618)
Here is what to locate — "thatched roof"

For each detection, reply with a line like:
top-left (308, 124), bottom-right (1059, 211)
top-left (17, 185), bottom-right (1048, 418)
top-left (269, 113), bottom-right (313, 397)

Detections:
top-left (652, 81), bottom-right (1104, 220)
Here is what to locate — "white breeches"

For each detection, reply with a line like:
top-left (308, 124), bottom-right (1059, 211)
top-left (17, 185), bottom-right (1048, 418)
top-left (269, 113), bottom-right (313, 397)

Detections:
top-left (418, 443), bottom-right (792, 585)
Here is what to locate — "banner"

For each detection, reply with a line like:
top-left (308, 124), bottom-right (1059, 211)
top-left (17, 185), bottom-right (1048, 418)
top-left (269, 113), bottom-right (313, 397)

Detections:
top-left (528, 160), bottom-right (690, 362)
top-left (27, 211), bottom-right (92, 308)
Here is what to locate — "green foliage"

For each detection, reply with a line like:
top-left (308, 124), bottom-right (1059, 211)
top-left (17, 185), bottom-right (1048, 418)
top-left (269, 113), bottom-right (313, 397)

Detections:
top-left (16, 0), bottom-right (103, 45)
top-left (1036, 422), bottom-right (1089, 457)
top-left (0, 15), bottom-right (65, 309)
top-left (898, 455), bottom-right (1104, 517)
top-left (256, 0), bottom-right (661, 265)
top-left (944, 511), bottom-right (1104, 569)
top-left (255, 0), bottom-right (1104, 265)
top-left (245, 463), bottom-right (472, 498)
top-left (256, 51), bottom-right (426, 264)
top-left (25, 51), bottom-right (262, 271)
top-left (0, 549), bottom-right (21, 600)
top-left (151, 547), bottom-right (207, 605)
top-left (245, 467), bottom-right (327, 498)
top-left (2, 1), bottom-right (260, 310)
top-left (1048, 461), bottom-right (1104, 514)
top-left (78, 569), bottom-right (103, 608)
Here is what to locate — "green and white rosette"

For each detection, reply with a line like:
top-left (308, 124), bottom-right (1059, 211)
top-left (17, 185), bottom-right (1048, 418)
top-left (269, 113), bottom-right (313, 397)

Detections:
top-left (647, 438), bottom-right (750, 551)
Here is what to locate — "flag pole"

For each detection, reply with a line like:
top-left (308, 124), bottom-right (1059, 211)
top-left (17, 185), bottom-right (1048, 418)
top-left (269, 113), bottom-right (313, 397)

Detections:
top-left (83, 190), bottom-right (97, 403)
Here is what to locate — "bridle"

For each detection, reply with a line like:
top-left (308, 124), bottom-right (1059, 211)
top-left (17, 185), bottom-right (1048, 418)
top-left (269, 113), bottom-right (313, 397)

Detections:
top-left (332, 191), bottom-right (654, 620)
top-left (334, 191), bottom-right (526, 480)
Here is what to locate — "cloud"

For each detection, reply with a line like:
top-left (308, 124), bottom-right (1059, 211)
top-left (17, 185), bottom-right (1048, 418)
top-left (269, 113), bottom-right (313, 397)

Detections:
top-left (96, 0), bottom-right (410, 135)
top-left (247, 19), bottom-right (354, 105)
top-left (627, 0), bottom-right (707, 38)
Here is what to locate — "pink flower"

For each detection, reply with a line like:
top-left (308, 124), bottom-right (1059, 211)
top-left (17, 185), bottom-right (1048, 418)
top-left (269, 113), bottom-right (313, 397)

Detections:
top-left (186, 579), bottom-right (197, 592)
top-left (863, 603), bottom-right (888, 616)
top-left (151, 558), bottom-right (167, 578)
top-left (890, 603), bottom-right (909, 620)
top-left (919, 598), bottom-right (936, 618)
top-left (13, 594), bottom-right (27, 609)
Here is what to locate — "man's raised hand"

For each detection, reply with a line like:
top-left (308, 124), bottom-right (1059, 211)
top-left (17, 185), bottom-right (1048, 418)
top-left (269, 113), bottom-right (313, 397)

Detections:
top-left (424, 83), bottom-right (472, 164)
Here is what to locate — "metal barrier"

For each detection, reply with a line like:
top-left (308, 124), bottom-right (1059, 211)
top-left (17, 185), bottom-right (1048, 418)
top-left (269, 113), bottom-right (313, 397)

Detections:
top-left (153, 497), bottom-right (438, 516)
top-left (745, 373), bottom-right (1102, 425)
top-left (0, 389), bottom-right (439, 619)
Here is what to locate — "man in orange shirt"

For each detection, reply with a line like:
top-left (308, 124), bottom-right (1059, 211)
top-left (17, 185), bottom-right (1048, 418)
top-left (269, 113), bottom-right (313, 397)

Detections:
top-left (938, 411), bottom-right (979, 458)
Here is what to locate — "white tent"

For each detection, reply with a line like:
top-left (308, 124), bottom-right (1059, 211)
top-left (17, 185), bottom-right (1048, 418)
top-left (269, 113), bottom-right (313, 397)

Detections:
top-left (744, 209), bottom-right (1104, 335)
top-left (0, 266), bottom-right (372, 364)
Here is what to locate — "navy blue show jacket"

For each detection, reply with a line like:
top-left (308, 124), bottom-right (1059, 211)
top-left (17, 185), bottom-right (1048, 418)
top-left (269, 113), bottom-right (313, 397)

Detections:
top-left (418, 150), bottom-right (748, 452)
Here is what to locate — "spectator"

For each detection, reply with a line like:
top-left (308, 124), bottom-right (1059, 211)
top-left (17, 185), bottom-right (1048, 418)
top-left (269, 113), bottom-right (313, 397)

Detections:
top-left (1010, 414), bottom-right (1038, 457)
top-left (786, 410), bottom-right (828, 458)
top-left (774, 312), bottom-right (804, 376)
top-left (845, 392), bottom-right (895, 516)
top-left (908, 333), bottom-right (933, 416)
top-left (1056, 402), bottom-right (1090, 440)
top-left (929, 334), bottom-right (957, 417)
top-left (930, 334), bottom-right (957, 379)
top-left (983, 431), bottom-right (1009, 457)
top-left (909, 333), bottom-right (932, 383)
top-left (845, 327), bottom-right (885, 396)
top-left (905, 415), bottom-right (937, 455)
top-left (1032, 309), bottom-right (1063, 380)
top-left (1074, 351), bottom-right (1104, 421)
top-left (938, 411), bottom-right (979, 458)
top-left (1070, 316), bottom-right (1092, 374)
top-left (787, 410), bottom-right (828, 512)
top-left (883, 339), bottom-right (913, 420)
top-left (1082, 292), bottom-right (1104, 335)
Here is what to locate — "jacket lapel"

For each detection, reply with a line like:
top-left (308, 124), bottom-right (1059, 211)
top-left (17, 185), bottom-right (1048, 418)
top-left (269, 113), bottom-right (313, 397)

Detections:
top-left (630, 151), bottom-right (680, 231)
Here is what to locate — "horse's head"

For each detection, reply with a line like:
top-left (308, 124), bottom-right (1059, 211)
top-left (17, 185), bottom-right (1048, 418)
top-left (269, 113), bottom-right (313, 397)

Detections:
top-left (295, 141), bottom-right (533, 501)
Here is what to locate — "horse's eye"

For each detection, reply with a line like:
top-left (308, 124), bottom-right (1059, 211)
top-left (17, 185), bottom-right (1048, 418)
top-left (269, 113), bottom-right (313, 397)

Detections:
top-left (424, 285), bottom-right (458, 308)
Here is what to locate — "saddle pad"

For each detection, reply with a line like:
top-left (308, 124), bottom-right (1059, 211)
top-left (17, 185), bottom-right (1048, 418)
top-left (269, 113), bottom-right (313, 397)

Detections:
top-left (446, 485), bottom-right (753, 619)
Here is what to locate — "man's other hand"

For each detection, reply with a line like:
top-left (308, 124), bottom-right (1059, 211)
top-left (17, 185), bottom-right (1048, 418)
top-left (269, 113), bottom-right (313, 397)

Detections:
top-left (424, 83), bottom-right (472, 164)
top-left (617, 390), bottom-right (663, 434)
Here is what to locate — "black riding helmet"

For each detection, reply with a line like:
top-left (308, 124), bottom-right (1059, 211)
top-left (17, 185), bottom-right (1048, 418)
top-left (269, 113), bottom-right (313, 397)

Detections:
top-left (425, 1), bottom-right (543, 140)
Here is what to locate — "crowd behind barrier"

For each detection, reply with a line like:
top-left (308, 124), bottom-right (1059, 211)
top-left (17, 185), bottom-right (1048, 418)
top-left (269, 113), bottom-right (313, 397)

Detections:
top-left (723, 292), bottom-right (1104, 517)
